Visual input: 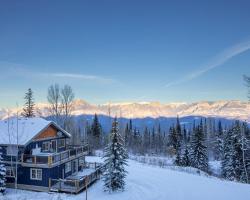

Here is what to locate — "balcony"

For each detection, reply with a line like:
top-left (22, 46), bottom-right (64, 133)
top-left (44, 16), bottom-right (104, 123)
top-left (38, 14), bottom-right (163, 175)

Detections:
top-left (22, 145), bottom-right (89, 167)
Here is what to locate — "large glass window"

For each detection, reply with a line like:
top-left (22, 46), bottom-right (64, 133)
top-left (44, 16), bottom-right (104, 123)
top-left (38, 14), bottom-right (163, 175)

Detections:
top-left (65, 162), bottom-right (71, 173)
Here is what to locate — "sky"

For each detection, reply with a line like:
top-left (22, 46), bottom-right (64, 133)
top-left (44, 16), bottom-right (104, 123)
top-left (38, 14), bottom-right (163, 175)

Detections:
top-left (0, 0), bottom-right (250, 108)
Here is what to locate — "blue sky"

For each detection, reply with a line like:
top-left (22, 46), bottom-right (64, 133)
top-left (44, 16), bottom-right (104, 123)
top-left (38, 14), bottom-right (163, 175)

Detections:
top-left (0, 0), bottom-right (250, 108)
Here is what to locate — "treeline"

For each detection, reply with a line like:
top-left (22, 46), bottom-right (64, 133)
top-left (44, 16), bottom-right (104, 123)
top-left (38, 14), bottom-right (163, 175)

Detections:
top-left (83, 114), bottom-right (250, 184)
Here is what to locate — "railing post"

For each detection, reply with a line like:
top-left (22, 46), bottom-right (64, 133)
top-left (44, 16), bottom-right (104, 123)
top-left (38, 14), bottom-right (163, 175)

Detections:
top-left (48, 156), bottom-right (52, 166)
top-left (49, 178), bottom-right (51, 191)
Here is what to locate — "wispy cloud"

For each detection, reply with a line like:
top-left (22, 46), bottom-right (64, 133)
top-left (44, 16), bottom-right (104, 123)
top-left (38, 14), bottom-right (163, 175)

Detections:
top-left (49, 73), bottom-right (115, 83)
top-left (0, 62), bottom-right (116, 84)
top-left (165, 40), bottom-right (250, 88)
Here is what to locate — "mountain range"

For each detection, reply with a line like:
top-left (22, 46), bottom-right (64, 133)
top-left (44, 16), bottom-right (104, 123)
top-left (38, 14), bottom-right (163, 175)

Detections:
top-left (0, 99), bottom-right (249, 122)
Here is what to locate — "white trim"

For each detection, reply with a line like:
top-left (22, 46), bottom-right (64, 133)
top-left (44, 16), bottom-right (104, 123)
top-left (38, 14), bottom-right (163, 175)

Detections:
top-left (30, 168), bottom-right (42, 180)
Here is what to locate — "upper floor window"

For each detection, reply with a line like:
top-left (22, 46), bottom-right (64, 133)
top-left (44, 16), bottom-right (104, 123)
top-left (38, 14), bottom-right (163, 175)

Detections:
top-left (42, 141), bottom-right (50, 151)
top-left (58, 139), bottom-right (65, 148)
top-left (7, 146), bottom-right (18, 156)
top-left (30, 168), bottom-right (42, 180)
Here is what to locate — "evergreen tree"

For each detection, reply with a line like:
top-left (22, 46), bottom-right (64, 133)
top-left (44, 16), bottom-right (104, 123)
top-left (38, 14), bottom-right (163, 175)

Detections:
top-left (214, 120), bottom-right (224, 160)
top-left (175, 116), bottom-right (183, 147)
top-left (103, 117), bottom-right (128, 192)
top-left (182, 145), bottom-right (190, 167)
top-left (0, 147), bottom-right (6, 194)
top-left (174, 148), bottom-right (182, 166)
top-left (91, 114), bottom-right (102, 149)
top-left (221, 129), bottom-right (236, 181)
top-left (151, 127), bottom-right (156, 153)
top-left (143, 127), bottom-right (150, 154)
top-left (240, 122), bottom-right (250, 183)
top-left (190, 120), bottom-right (208, 172)
top-left (156, 124), bottom-right (162, 154)
top-left (22, 88), bottom-right (35, 117)
top-left (124, 123), bottom-right (130, 148)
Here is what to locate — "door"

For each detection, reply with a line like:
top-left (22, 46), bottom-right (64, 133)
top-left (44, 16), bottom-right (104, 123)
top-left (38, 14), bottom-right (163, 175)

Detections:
top-left (51, 140), bottom-right (57, 153)
top-left (72, 160), bottom-right (78, 174)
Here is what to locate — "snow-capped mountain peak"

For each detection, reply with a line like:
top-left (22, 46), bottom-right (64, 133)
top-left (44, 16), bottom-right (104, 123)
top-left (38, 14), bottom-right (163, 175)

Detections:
top-left (0, 100), bottom-right (249, 122)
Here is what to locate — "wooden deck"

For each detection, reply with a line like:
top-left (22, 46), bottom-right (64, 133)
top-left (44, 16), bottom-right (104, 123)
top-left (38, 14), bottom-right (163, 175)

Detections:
top-left (50, 162), bottom-right (105, 194)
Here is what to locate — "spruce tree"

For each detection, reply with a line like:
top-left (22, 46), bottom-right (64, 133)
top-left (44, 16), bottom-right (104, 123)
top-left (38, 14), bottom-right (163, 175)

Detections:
top-left (239, 122), bottom-right (250, 183)
top-left (174, 148), bottom-right (182, 166)
top-left (221, 129), bottom-right (236, 181)
top-left (182, 145), bottom-right (190, 167)
top-left (22, 88), bottom-right (35, 117)
top-left (103, 117), bottom-right (128, 192)
top-left (124, 123), bottom-right (130, 148)
top-left (91, 114), bottom-right (102, 149)
top-left (190, 120), bottom-right (208, 172)
top-left (214, 121), bottom-right (224, 160)
top-left (0, 147), bottom-right (6, 194)
top-left (143, 127), bottom-right (150, 154)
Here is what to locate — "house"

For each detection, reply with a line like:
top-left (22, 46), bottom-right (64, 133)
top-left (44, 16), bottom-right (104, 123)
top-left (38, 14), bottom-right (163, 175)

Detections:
top-left (0, 117), bottom-right (89, 192)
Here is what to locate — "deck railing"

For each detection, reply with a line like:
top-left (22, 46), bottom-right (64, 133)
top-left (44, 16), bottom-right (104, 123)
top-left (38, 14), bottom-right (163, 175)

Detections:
top-left (22, 145), bottom-right (89, 166)
top-left (50, 165), bottom-right (102, 194)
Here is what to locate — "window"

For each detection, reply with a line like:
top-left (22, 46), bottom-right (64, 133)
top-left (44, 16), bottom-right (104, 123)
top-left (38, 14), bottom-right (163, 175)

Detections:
top-left (58, 139), bottom-right (65, 148)
top-left (6, 167), bottom-right (15, 177)
top-left (30, 168), bottom-right (42, 180)
top-left (65, 162), bottom-right (71, 173)
top-left (42, 142), bottom-right (50, 151)
top-left (7, 146), bottom-right (18, 156)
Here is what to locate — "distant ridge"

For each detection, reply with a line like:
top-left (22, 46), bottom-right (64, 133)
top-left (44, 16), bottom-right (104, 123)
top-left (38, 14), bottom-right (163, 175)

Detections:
top-left (0, 99), bottom-right (249, 122)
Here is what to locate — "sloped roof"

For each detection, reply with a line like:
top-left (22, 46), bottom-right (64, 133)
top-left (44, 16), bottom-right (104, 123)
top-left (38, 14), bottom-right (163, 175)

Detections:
top-left (0, 117), bottom-right (71, 145)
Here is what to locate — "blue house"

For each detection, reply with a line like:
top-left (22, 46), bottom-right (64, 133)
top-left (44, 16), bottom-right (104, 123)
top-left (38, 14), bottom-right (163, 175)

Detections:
top-left (0, 117), bottom-right (89, 192)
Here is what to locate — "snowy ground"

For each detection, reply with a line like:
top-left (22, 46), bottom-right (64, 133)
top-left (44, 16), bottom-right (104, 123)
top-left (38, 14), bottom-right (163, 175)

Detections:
top-left (2, 157), bottom-right (250, 200)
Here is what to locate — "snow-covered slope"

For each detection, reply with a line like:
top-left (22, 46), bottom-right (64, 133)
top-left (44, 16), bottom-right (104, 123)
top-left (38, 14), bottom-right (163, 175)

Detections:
top-left (4, 157), bottom-right (250, 200)
top-left (1, 99), bottom-right (250, 121)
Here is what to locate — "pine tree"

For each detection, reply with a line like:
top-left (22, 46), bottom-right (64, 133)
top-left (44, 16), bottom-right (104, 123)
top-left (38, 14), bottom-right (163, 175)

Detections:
top-left (143, 127), bottom-right (150, 154)
top-left (124, 123), bottom-right (130, 148)
top-left (0, 147), bottom-right (6, 194)
top-left (190, 120), bottom-right (208, 172)
top-left (182, 145), bottom-right (190, 167)
top-left (22, 88), bottom-right (35, 117)
top-left (239, 122), bottom-right (250, 183)
top-left (214, 121), bottom-right (224, 160)
top-left (103, 117), bottom-right (128, 192)
top-left (221, 129), bottom-right (236, 181)
top-left (91, 114), bottom-right (102, 149)
top-left (174, 148), bottom-right (182, 166)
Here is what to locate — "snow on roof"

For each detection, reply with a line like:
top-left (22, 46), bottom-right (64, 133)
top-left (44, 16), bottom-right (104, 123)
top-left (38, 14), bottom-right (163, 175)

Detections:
top-left (0, 117), bottom-right (69, 145)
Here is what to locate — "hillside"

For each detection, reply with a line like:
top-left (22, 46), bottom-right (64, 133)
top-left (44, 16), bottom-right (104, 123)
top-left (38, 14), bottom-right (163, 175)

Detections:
top-left (4, 157), bottom-right (250, 200)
